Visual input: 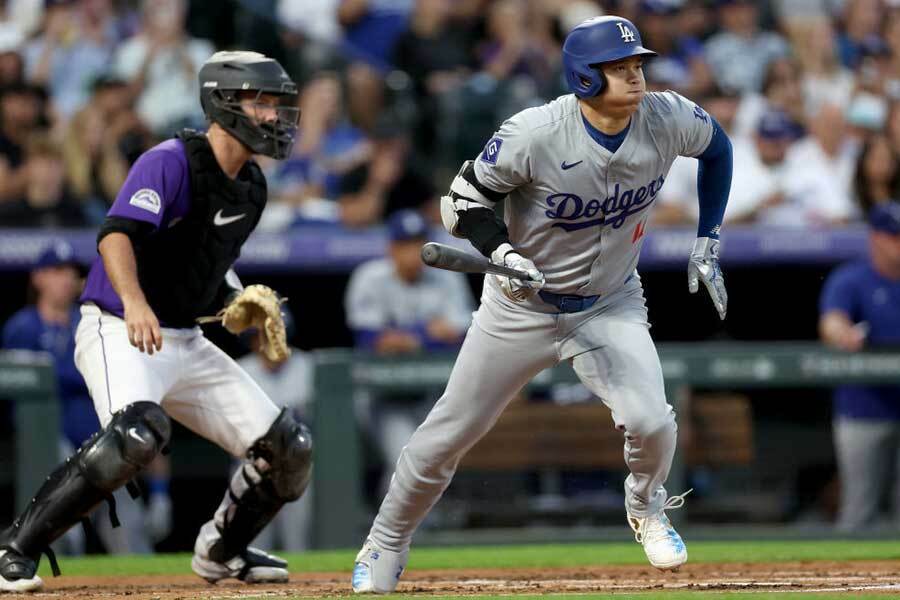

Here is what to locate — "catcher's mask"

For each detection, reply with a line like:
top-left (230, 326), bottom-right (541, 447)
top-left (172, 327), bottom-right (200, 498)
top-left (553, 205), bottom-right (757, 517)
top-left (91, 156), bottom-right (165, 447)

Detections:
top-left (199, 51), bottom-right (300, 160)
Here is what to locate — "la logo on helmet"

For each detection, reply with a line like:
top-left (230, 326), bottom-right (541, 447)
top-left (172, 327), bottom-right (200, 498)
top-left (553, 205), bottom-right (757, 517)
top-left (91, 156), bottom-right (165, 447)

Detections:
top-left (617, 22), bottom-right (635, 43)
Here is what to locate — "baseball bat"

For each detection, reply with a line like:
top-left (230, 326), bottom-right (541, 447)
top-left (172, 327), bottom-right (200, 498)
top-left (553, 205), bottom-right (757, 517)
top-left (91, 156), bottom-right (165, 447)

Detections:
top-left (421, 242), bottom-right (535, 281)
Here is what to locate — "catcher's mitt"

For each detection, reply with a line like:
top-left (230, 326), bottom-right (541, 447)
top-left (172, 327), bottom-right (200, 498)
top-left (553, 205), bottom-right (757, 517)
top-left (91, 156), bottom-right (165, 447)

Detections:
top-left (198, 284), bottom-right (290, 362)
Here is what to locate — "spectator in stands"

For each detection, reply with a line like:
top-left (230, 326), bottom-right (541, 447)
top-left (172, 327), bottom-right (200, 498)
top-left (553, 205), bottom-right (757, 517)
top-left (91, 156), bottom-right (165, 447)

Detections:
top-left (0, 82), bottom-right (48, 202)
top-left (637, 0), bottom-right (714, 98)
top-left (63, 75), bottom-right (149, 224)
top-left (888, 101), bottom-right (900, 156)
top-left (819, 200), bottom-right (900, 532)
top-left (883, 9), bottom-right (900, 100)
top-left (285, 73), bottom-right (369, 200)
top-left (835, 0), bottom-right (884, 69)
top-left (655, 86), bottom-right (744, 225)
top-left (0, 0), bottom-right (43, 40)
top-left (676, 0), bottom-right (715, 41)
top-left (0, 29), bottom-right (25, 86)
top-left (337, 113), bottom-right (436, 227)
top-left (337, 0), bottom-right (414, 70)
top-left (63, 79), bottom-right (129, 214)
top-left (734, 57), bottom-right (806, 141)
top-left (660, 109), bottom-right (795, 226)
top-left (854, 35), bottom-right (893, 101)
top-left (112, 0), bottom-right (214, 135)
top-left (845, 91), bottom-right (889, 144)
top-left (277, 0), bottom-right (342, 80)
top-left (259, 72), bottom-right (374, 229)
top-left (345, 209), bottom-right (474, 497)
top-left (0, 132), bottom-right (87, 227)
top-left (23, 0), bottom-right (124, 120)
top-left (854, 135), bottom-right (900, 215)
top-left (392, 0), bottom-right (472, 156)
top-left (770, 103), bottom-right (858, 227)
top-left (278, 0), bottom-right (340, 48)
top-left (795, 17), bottom-right (855, 116)
top-left (1, 240), bottom-right (172, 553)
top-left (345, 60), bottom-right (386, 134)
top-left (476, 0), bottom-right (552, 85)
top-left (726, 110), bottom-right (796, 223)
top-left (237, 307), bottom-right (314, 551)
top-left (704, 0), bottom-right (790, 94)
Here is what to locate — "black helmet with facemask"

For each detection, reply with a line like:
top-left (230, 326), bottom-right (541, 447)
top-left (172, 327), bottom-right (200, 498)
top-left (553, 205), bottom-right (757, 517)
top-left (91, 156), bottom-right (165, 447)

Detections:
top-left (199, 51), bottom-right (299, 159)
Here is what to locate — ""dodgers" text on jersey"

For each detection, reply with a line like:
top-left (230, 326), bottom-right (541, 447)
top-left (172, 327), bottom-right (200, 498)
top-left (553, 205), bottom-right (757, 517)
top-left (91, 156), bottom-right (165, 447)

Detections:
top-left (544, 174), bottom-right (665, 231)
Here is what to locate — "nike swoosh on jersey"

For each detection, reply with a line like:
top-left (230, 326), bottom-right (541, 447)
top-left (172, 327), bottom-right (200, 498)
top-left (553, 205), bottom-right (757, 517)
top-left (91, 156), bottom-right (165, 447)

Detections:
top-left (561, 160), bottom-right (583, 170)
top-left (214, 209), bottom-right (246, 226)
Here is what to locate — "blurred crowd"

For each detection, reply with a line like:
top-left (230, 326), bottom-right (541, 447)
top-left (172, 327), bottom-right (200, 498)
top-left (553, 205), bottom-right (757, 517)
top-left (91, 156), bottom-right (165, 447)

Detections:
top-left (2, 0), bottom-right (900, 230)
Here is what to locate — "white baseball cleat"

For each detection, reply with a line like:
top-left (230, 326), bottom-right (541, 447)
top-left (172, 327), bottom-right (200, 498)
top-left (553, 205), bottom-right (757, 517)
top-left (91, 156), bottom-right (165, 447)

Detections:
top-left (191, 547), bottom-right (289, 584)
top-left (627, 489), bottom-right (692, 571)
top-left (191, 522), bottom-right (288, 584)
top-left (0, 549), bottom-right (43, 593)
top-left (351, 538), bottom-right (408, 594)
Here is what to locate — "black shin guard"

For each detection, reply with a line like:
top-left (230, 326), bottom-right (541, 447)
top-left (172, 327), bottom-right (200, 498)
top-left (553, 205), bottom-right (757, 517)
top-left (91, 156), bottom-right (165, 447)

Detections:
top-left (0, 402), bottom-right (170, 573)
top-left (208, 409), bottom-right (312, 563)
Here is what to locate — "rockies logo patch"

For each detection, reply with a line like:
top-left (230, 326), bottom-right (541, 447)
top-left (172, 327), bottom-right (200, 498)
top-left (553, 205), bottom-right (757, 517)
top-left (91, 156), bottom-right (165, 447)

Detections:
top-left (129, 188), bottom-right (161, 214)
top-left (481, 138), bottom-right (503, 165)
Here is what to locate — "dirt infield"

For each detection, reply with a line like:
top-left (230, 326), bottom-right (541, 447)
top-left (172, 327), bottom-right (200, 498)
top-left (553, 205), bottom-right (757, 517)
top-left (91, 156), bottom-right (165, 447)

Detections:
top-left (32, 560), bottom-right (900, 598)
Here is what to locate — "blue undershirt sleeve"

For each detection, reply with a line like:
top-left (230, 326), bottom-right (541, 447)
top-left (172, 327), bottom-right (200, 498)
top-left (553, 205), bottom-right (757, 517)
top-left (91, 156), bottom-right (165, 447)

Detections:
top-left (695, 117), bottom-right (732, 240)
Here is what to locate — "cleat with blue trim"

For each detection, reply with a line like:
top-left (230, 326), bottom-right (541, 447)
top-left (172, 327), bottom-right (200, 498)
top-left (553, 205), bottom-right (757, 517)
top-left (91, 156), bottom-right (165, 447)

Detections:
top-left (351, 538), bottom-right (408, 594)
top-left (627, 489), bottom-right (691, 571)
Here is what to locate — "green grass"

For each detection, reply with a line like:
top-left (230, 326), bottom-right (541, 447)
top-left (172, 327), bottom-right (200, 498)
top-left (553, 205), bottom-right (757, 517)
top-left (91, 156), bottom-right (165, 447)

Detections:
top-left (38, 539), bottom-right (900, 577)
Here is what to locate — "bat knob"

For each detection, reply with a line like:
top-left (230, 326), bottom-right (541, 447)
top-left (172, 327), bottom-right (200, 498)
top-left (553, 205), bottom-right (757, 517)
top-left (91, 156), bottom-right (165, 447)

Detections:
top-left (420, 242), bottom-right (439, 266)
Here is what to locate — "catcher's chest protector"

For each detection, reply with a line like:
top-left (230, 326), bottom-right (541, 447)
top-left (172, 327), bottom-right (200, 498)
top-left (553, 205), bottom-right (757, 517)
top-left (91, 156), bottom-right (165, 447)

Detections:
top-left (137, 130), bottom-right (267, 327)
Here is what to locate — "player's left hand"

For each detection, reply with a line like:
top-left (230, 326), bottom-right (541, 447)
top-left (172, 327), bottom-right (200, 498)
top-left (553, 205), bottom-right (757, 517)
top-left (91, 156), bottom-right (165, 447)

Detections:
top-left (688, 237), bottom-right (727, 320)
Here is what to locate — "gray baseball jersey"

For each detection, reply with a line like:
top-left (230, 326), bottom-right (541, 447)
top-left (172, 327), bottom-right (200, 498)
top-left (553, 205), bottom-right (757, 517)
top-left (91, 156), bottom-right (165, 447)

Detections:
top-left (474, 91), bottom-right (713, 295)
top-left (346, 258), bottom-right (474, 334)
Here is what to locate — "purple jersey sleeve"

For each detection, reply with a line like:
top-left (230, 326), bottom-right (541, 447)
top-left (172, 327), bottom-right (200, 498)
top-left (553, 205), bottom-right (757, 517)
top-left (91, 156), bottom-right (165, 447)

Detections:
top-left (107, 142), bottom-right (188, 229)
top-left (819, 263), bottom-right (860, 320)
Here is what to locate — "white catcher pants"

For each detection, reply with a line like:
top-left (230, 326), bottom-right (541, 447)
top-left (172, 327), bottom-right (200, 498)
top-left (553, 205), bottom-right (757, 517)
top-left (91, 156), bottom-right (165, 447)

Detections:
top-left (369, 274), bottom-right (677, 551)
top-left (74, 304), bottom-right (281, 458)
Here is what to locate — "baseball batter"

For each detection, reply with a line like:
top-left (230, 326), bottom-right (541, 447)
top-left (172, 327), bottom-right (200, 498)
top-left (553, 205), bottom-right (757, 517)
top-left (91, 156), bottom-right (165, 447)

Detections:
top-left (0, 52), bottom-right (312, 593)
top-left (352, 16), bottom-right (732, 594)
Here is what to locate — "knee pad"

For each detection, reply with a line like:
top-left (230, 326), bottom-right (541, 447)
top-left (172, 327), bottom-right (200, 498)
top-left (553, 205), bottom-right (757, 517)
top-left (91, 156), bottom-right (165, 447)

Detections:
top-left (80, 401), bottom-right (171, 491)
top-left (249, 408), bottom-right (313, 502)
top-left (623, 405), bottom-right (676, 441)
top-left (3, 402), bottom-right (170, 569)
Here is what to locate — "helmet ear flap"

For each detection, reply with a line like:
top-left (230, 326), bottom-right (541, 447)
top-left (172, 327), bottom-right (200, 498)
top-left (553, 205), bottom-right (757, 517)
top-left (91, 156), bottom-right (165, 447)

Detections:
top-left (207, 89), bottom-right (238, 128)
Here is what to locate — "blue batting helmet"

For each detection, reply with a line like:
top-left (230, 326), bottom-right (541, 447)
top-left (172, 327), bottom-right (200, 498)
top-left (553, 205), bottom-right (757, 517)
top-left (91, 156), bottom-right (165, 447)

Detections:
top-left (562, 16), bottom-right (657, 98)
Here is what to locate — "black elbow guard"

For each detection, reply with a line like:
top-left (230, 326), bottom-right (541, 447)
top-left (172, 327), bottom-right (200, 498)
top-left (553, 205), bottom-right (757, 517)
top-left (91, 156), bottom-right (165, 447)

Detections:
top-left (97, 217), bottom-right (155, 248)
top-left (457, 207), bottom-right (510, 257)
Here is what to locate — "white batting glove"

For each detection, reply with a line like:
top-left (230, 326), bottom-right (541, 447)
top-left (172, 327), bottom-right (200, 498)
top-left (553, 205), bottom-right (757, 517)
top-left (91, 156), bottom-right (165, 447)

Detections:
top-left (491, 243), bottom-right (545, 302)
top-left (688, 237), bottom-right (727, 320)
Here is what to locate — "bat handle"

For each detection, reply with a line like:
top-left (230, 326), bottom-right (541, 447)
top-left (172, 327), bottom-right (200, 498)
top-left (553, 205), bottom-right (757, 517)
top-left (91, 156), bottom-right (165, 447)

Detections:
top-left (486, 262), bottom-right (538, 282)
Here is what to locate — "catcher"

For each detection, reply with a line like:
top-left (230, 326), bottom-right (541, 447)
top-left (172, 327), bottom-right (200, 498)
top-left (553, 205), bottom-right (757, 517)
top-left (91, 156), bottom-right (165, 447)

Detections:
top-left (0, 51), bottom-right (311, 593)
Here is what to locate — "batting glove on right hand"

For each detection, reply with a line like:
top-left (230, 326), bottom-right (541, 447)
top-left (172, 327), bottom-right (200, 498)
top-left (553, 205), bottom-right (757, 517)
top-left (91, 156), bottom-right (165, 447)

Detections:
top-left (688, 237), bottom-right (727, 320)
top-left (491, 243), bottom-right (545, 303)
